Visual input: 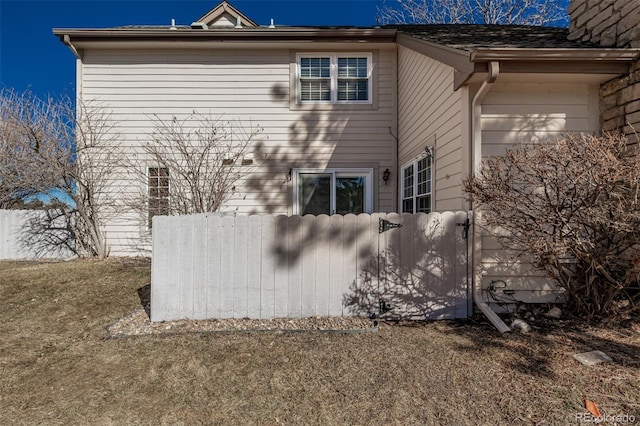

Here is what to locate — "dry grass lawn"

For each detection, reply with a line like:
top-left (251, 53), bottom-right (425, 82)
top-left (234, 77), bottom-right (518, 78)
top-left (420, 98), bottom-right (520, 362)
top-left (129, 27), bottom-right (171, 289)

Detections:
top-left (1, 259), bottom-right (639, 425)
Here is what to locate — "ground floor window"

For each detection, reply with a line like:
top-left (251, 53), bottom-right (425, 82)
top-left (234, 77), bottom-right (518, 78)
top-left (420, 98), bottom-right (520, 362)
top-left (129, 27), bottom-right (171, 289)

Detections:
top-left (401, 150), bottom-right (433, 214)
top-left (293, 168), bottom-right (373, 215)
top-left (148, 167), bottom-right (169, 228)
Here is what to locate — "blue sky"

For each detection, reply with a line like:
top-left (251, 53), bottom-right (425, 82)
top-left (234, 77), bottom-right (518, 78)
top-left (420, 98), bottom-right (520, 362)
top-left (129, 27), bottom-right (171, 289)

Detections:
top-left (0, 0), bottom-right (388, 99)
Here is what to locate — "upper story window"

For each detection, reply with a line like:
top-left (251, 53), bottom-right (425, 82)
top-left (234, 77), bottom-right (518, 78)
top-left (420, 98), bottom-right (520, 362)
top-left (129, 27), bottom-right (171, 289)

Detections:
top-left (401, 149), bottom-right (433, 214)
top-left (297, 53), bottom-right (372, 104)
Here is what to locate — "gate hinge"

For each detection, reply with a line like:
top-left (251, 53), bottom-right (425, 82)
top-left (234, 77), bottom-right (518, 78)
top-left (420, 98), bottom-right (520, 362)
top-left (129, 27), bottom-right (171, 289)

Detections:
top-left (379, 218), bottom-right (402, 234)
top-left (379, 298), bottom-right (394, 314)
top-left (456, 218), bottom-right (470, 240)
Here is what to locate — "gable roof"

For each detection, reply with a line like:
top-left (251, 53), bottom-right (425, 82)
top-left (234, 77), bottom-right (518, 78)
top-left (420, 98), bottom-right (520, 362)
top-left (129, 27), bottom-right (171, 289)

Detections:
top-left (196, 1), bottom-right (258, 28)
top-left (391, 24), bottom-right (640, 88)
top-left (53, 6), bottom-right (639, 90)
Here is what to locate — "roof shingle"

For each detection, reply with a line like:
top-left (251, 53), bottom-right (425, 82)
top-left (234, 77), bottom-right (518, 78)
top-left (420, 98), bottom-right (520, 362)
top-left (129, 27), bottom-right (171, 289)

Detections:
top-left (388, 25), bottom-right (601, 51)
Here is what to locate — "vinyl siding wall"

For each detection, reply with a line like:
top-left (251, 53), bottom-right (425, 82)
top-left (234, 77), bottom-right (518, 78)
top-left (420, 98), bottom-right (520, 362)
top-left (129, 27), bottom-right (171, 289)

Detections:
top-left (480, 82), bottom-right (600, 304)
top-left (397, 46), bottom-right (465, 212)
top-left (80, 46), bottom-right (398, 255)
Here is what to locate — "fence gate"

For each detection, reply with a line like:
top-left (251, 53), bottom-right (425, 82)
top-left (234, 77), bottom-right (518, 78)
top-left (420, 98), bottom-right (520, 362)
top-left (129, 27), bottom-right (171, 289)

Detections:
top-left (151, 212), bottom-right (471, 322)
top-left (373, 212), bottom-right (471, 320)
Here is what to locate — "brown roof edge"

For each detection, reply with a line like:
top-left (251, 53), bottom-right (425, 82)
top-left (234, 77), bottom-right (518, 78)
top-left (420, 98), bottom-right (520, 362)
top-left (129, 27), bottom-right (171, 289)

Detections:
top-left (52, 28), bottom-right (398, 44)
top-left (471, 48), bottom-right (640, 62)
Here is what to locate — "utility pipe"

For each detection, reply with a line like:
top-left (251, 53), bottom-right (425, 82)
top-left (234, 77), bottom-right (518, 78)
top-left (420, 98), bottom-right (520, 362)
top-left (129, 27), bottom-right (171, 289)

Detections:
top-left (470, 61), bottom-right (510, 333)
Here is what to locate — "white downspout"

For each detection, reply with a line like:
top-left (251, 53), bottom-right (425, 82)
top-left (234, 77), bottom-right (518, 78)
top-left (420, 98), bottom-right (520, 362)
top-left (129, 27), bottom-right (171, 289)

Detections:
top-left (471, 61), bottom-right (510, 333)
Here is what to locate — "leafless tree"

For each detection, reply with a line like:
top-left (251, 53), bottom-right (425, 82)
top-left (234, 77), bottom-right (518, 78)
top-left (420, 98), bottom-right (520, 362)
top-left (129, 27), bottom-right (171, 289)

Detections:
top-left (378, 0), bottom-right (567, 25)
top-left (464, 132), bottom-right (640, 322)
top-left (0, 88), bottom-right (126, 259)
top-left (0, 90), bottom-right (61, 208)
top-left (130, 112), bottom-right (264, 223)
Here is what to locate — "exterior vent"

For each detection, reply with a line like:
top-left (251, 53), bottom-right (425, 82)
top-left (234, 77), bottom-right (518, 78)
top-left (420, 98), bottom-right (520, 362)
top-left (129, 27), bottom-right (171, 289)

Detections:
top-left (269, 18), bottom-right (275, 29)
top-left (190, 22), bottom-right (209, 30)
top-left (234, 16), bottom-right (242, 29)
top-left (170, 18), bottom-right (177, 30)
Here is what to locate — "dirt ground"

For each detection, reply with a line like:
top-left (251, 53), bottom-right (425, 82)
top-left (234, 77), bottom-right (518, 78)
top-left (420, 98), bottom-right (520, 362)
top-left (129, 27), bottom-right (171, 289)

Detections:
top-left (1, 259), bottom-right (638, 425)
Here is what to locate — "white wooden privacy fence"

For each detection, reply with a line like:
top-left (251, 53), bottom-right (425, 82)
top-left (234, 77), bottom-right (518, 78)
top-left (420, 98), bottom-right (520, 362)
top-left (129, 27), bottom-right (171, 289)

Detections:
top-left (0, 210), bottom-right (74, 260)
top-left (151, 212), bottom-right (471, 322)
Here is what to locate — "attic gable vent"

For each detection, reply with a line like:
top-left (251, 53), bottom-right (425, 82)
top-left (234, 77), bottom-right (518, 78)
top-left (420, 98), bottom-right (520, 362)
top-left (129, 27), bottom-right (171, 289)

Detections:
top-left (196, 0), bottom-right (258, 29)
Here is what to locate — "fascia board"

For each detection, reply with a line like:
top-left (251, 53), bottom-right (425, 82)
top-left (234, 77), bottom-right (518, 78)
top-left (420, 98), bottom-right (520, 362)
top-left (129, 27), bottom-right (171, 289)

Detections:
top-left (52, 28), bottom-right (398, 44)
top-left (471, 48), bottom-right (640, 62)
top-left (396, 33), bottom-right (474, 73)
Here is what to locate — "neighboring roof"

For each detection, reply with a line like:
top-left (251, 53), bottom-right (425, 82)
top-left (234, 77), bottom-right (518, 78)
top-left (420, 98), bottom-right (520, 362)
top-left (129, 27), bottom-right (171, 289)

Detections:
top-left (389, 25), bottom-right (600, 50)
top-left (196, 0), bottom-right (258, 28)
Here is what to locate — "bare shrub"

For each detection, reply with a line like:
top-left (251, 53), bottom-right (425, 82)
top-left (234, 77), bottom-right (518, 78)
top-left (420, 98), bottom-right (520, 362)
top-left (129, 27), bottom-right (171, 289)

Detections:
top-left (464, 133), bottom-right (640, 322)
top-left (131, 112), bottom-right (264, 220)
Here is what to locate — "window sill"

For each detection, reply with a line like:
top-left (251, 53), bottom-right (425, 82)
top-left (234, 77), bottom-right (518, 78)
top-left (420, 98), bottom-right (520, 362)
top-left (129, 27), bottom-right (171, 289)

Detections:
top-left (289, 101), bottom-right (377, 112)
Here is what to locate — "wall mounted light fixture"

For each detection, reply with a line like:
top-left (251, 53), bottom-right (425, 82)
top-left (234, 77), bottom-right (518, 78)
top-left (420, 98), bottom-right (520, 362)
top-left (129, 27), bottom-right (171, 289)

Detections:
top-left (382, 168), bottom-right (391, 184)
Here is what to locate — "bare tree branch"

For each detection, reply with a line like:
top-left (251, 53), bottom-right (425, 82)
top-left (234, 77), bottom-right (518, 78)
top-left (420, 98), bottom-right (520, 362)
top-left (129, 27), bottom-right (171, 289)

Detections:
top-left (128, 112), bottom-right (264, 222)
top-left (0, 88), bottom-right (126, 259)
top-left (378, 0), bottom-right (567, 25)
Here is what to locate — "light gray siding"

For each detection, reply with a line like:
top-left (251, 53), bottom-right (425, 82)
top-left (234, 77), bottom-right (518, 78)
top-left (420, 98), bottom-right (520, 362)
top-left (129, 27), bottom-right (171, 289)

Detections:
top-left (80, 46), bottom-right (397, 255)
top-left (397, 46), bottom-right (465, 212)
top-left (480, 82), bottom-right (600, 304)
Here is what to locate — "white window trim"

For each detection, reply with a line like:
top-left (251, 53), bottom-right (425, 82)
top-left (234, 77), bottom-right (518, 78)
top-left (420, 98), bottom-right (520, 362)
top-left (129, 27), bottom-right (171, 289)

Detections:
top-left (292, 168), bottom-right (373, 215)
top-left (400, 148), bottom-right (434, 214)
top-left (296, 53), bottom-right (373, 105)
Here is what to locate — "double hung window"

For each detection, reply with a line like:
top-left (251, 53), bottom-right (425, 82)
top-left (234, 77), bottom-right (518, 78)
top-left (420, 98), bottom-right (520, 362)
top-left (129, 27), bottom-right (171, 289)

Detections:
top-left (293, 168), bottom-right (373, 215)
top-left (401, 150), bottom-right (433, 214)
top-left (298, 54), bottom-right (371, 104)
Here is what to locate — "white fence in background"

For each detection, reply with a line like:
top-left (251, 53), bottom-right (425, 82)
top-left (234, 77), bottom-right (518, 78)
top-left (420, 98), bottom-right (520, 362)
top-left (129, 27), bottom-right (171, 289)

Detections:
top-left (151, 212), bottom-right (471, 322)
top-left (0, 210), bottom-right (75, 260)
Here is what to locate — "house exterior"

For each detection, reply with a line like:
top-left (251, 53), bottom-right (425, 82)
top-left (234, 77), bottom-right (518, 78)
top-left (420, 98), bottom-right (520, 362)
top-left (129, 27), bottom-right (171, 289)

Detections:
top-left (53, 1), bottom-right (640, 309)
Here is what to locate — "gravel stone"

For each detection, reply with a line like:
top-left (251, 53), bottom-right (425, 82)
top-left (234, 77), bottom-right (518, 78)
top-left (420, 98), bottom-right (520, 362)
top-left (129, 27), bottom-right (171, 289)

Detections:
top-left (107, 307), bottom-right (376, 338)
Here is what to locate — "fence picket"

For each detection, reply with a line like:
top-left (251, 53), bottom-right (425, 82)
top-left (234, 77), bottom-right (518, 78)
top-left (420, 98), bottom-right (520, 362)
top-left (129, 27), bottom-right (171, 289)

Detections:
top-left (328, 214), bottom-right (344, 316)
top-left (273, 215), bottom-right (289, 317)
top-left (261, 215), bottom-right (276, 319)
top-left (220, 215), bottom-right (235, 318)
top-left (247, 215), bottom-right (262, 318)
top-left (287, 215), bottom-right (303, 317)
top-left (315, 214), bottom-right (331, 317)
top-left (192, 214), bottom-right (208, 320)
top-left (301, 215), bottom-right (317, 317)
top-left (206, 214), bottom-right (222, 318)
